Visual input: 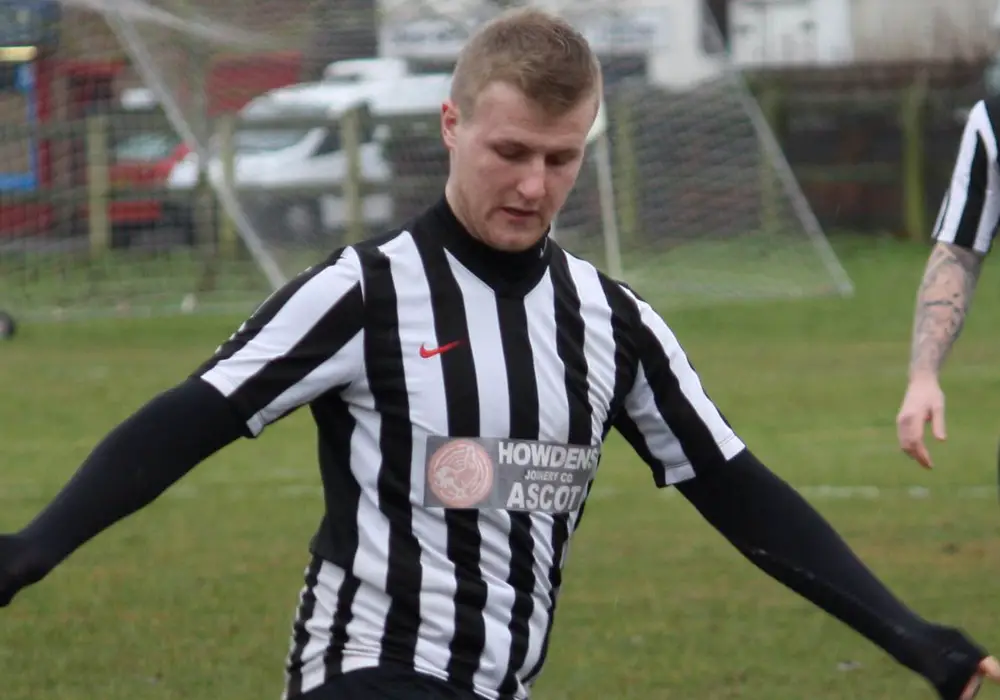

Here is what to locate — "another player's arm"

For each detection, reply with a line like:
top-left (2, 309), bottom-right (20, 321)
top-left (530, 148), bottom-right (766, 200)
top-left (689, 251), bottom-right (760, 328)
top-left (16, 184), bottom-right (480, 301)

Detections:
top-left (898, 97), bottom-right (999, 468)
top-left (909, 240), bottom-right (984, 380)
top-left (910, 96), bottom-right (1000, 379)
top-left (0, 250), bottom-right (366, 607)
top-left (611, 287), bottom-right (992, 700)
top-left (909, 100), bottom-right (1000, 380)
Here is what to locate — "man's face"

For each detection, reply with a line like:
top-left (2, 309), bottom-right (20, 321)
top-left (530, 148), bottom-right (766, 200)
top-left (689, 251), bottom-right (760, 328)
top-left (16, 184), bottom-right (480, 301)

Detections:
top-left (441, 81), bottom-right (597, 252)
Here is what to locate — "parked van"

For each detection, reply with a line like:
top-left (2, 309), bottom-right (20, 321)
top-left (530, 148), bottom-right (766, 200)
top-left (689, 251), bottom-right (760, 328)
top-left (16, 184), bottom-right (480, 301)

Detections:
top-left (322, 57), bottom-right (409, 84)
top-left (165, 71), bottom-right (453, 244)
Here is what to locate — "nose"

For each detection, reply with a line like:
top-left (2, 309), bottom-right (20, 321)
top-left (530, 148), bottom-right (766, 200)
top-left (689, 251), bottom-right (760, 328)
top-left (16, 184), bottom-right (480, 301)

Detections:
top-left (516, 159), bottom-right (546, 200)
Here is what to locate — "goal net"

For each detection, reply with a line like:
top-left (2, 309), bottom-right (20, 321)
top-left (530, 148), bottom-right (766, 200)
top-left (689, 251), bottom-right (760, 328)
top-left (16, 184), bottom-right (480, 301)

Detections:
top-left (0, 0), bottom-right (853, 323)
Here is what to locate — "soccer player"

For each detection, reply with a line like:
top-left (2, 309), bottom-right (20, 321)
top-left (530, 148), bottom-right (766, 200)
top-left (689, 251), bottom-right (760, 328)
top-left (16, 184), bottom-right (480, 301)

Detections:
top-left (897, 96), bottom-right (1000, 468)
top-left (1, 9), bottom-right (998, 700)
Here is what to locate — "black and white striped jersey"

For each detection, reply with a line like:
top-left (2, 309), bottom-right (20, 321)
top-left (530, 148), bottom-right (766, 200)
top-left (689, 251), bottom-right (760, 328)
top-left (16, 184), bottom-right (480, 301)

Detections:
top-left (194, 196), bottom-right (745, 700)
top-left (933, 95), bottom-right (1000, 255)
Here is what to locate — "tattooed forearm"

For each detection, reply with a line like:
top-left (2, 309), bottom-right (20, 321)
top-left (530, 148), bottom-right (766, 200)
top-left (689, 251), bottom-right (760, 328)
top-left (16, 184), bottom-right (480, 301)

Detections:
top-left (909, 242), bottom-right (983, 379)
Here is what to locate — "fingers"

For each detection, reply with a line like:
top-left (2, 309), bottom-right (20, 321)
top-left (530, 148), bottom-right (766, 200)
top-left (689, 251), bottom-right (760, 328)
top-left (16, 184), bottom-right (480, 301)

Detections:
top-left (960, 657), bottom-right (1000, 700)
top-left (896, 376), bottom-right (947, 469)
top-left (896, 388), bottom-right (946, 468)
top-left (979, 656), bottom-right (1000, 681)
top-left (911, 441), bottom-right (934, 470)
top-left (931, 403), bottom-right (948, 442)
top-left (960, 674), bottom-right (982, 700)
top-left (897, 411), bottom-right (934, 469)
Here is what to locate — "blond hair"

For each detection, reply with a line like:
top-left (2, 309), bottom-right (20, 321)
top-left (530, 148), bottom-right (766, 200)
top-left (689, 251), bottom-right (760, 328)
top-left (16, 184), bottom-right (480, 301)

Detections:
top-left (450, 7), bottom-right (603, 117)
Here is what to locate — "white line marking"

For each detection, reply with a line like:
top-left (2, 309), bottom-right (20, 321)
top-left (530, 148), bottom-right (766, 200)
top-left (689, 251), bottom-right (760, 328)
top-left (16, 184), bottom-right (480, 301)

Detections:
top-left (800, 484), bottom-right (997, 500)
top-left (649, 484), bottom-right (997, 501)
top-left (0, 481), bottom-right (996, 503)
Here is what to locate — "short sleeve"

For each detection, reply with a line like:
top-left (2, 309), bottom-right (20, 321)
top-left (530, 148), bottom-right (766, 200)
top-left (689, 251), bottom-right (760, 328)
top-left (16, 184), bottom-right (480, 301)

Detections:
top-left (612, 287), bottom-right (745, 487)
top-left (193, 247), bottom-right (365, 436)
top-left (932, 98), bottom-right (1000, 255)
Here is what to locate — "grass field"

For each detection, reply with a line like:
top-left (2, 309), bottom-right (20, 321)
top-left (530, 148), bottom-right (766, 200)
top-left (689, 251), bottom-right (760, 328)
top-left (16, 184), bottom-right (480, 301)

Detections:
top-left (0, 227), bottom-right (850, 320)
top-left (3, 234), bottom-right (1000, 700)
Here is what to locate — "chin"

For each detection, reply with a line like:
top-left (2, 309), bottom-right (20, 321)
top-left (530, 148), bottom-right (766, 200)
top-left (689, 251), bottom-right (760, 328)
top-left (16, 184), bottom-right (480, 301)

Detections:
top-left (487, 228), bottom-right (545, 252)
top-left (480, 217), bottom-right (547, 251)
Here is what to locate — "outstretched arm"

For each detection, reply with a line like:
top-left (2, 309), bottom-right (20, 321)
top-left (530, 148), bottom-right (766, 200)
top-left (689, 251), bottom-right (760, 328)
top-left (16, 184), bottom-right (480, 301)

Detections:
top-left (608, 281), bottom-right (995, 699)
top-left (0, 248), bottom-right (366, 606)
top-left (0, 378), bottom-right (247, 604)
top-left (676, 449), bottom-right (987, 699)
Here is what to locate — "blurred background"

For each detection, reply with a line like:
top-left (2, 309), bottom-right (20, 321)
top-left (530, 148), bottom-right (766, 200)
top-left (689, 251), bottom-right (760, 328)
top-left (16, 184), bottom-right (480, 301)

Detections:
top-left (1, 0), bottom-right (997, 319)
top-left (4, 3), bottom-right (1000, 700)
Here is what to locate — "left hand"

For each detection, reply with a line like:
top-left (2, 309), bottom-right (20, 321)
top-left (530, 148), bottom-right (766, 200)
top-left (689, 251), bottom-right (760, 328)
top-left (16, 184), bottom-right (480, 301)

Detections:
top-left (919, 623), bottom-right (999, 700)
top-left (959, 656), bottom-right (1000, 700)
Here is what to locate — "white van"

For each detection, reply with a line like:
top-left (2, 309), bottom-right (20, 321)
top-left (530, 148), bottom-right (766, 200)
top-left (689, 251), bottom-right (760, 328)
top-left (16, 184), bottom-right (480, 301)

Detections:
top-left (166, 72), bottom-right (453, 243)
top-left (323, 57), bottom-right (409, 84)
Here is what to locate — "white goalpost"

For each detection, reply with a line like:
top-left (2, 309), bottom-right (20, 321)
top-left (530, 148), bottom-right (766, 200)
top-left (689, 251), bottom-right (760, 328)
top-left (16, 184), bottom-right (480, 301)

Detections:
top-left (0, 0), bottom-right (854, 323)
top-left (551, 98), bottom-right (623, 280)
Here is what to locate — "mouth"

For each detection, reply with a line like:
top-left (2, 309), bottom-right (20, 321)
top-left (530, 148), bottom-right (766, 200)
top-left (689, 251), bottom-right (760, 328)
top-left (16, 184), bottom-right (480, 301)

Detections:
top-left (500, 206), bottom-right (538, 220)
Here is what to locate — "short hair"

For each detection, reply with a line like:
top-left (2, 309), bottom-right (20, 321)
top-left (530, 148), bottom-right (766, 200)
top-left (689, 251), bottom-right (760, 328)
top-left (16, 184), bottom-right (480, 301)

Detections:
top-left (450, 7), bottom-right (603, 118)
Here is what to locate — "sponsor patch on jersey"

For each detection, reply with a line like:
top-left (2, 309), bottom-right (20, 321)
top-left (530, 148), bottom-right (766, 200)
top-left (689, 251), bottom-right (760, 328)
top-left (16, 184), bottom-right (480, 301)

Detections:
top-left (423, 436), bottom-right (600, 512)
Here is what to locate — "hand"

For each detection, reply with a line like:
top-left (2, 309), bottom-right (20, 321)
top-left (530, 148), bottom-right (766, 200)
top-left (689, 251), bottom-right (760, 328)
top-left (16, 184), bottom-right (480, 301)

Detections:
top-left (959, 657), bottom-right (1000, 699)
top-left (921, 624), bottom-right (1000, 700)
top-left (896, 374), bottom-right (946, 468)
top-left (0, 533), bottom-right (52, 607)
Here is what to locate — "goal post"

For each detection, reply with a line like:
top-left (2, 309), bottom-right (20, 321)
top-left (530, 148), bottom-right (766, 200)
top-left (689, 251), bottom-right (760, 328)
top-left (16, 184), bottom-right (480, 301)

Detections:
top-left (0, 0), bottom-right (853, 324)
top-left (561, 74), bottom-right (856, 309)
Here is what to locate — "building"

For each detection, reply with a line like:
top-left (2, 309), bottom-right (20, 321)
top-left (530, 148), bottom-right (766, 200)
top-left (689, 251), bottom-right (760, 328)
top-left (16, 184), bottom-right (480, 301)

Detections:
top-left (378, 0), bottom-right (1000, 86)
top-left (376, 0), bottom-right (730, 89)
top-left (730, 0), bottom-right (998, 66)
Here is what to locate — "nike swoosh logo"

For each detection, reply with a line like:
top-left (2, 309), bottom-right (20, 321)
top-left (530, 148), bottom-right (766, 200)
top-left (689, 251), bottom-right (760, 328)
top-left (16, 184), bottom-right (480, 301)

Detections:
top-left (420, 340), bottom-right (463, 359)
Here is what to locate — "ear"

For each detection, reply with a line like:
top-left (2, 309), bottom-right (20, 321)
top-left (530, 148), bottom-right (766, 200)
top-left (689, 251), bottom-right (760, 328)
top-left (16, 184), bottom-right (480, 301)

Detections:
top-left (441, 99), bottom-right (460, 150)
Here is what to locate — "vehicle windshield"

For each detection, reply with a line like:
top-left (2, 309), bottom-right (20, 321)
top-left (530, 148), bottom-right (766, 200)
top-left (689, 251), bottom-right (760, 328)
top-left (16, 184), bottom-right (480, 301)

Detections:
top-left (114, 132), bottom-right (181, 162)
top-left (233, 128), bottom-right (312, 153)
top-left (228, 99), bottom-right (330, 155)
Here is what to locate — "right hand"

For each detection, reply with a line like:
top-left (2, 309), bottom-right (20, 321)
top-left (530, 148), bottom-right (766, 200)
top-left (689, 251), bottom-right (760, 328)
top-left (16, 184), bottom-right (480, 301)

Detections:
top-left (896, 374), bottom-right (947, 469)
top-left (0, 533), bottom-right (52, 607)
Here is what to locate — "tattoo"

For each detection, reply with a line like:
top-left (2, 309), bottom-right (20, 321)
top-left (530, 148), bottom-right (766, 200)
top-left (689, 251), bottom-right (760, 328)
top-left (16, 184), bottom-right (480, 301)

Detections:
top-left (909, 242), bottom-right (983, 378)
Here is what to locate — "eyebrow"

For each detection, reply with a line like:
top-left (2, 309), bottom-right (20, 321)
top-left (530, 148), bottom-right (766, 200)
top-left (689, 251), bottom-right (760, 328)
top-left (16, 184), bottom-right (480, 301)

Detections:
top-left (492, 138), bottom-right (581, 157)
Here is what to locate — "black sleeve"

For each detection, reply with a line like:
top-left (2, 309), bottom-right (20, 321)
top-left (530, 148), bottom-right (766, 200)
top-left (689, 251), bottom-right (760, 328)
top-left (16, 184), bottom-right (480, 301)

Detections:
top-left (18, 377), bottom-right (247, 569)
top-left (675, 449), bottom-right (984, 699)
top-left (13, 250), bottom-right (367, 580)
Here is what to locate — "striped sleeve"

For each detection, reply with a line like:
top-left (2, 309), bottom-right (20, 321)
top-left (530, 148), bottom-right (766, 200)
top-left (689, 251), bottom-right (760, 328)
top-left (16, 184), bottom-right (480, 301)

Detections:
top-left (932, 98), bottom-right (1000, 255)
top-left (612, 286), bottom-right (745, 487)
top-left (193, 247), bottom-right (365, 437)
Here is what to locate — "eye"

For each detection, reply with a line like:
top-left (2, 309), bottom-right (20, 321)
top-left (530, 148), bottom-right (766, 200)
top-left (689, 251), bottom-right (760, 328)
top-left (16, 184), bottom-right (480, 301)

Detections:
top-left (495, 144), bottom-right (528, 161)
top-left (547, 152), bottom-right (576, 167)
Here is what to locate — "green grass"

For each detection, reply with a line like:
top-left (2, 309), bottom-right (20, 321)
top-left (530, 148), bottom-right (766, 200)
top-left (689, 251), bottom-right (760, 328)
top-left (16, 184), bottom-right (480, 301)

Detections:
top-left (2, 228), bottom-right (853, 321)
top-left (0, 246), bottom-right (323, 321)
top-left (2, 234), bottom-right (1000, 700)
top-left (573, 229), bottom-right (856, 305)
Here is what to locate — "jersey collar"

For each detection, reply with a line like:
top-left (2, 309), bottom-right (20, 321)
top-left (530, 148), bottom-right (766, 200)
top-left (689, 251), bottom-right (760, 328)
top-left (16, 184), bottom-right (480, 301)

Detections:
top-left (422, 195), bottom-right (553, 298)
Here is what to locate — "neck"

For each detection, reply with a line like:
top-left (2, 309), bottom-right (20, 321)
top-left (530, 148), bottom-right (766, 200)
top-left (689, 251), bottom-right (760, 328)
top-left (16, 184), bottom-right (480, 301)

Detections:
top-left (425, 190), bottom-right (552, 298)
top-left (443, 179), bottom-right (549, 255)
top-left (443, 179), bottom-right (481, 244)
